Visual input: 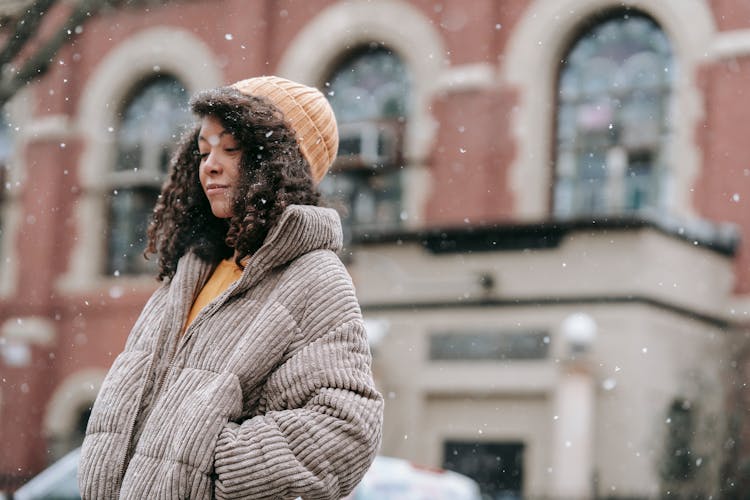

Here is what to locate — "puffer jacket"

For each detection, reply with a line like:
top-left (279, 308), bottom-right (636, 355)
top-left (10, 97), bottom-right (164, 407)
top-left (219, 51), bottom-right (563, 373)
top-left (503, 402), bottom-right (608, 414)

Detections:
top-left (78, 205), bottom-right (384, 499)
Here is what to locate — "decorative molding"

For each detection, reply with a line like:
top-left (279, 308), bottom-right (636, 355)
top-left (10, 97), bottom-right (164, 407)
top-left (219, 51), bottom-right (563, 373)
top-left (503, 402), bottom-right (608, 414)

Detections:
top-left (20, 114), bottom-right (75, 142)
top-left (44, 369), bottom-right (106, 437)
top-left (434, 63), bottom-right (496, 94)
top-left (0, 203), bottom-right (22, 298)
top-left (501, 0), bottom-right (715, 219)
top-left (0, 316), bottom-right (56, 346)
top-left (710, 30), bottom-right (750, 60)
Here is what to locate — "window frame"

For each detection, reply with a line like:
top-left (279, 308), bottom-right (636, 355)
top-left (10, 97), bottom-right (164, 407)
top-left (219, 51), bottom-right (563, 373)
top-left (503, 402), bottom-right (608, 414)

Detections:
top-left (322, 45), bottom-right (412, 239)
top-left (552, 11), bottom-right (674, 219)
top-left (103, 74), bottom-right (190, 276)
top-left (58, 27), bottom-right (222, 292)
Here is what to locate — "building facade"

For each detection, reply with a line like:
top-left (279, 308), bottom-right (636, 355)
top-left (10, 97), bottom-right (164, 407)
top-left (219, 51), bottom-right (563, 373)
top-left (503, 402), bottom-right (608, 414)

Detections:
top-left (1, 0), bottom-right (750, 498)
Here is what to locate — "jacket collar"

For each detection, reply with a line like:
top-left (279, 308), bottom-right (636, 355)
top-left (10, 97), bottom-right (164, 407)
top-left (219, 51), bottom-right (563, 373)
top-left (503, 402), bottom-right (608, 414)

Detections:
top-left (169, 204), bottom-right (343, 313)
top-left (150, 204), bottom-right (342, 360)
top-left (234, 204), bottom-right (343, 292)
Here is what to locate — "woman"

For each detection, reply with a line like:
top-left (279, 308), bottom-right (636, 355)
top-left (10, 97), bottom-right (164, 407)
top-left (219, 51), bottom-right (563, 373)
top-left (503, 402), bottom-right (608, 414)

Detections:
top-left (78, 76), bottom-right (384, 499)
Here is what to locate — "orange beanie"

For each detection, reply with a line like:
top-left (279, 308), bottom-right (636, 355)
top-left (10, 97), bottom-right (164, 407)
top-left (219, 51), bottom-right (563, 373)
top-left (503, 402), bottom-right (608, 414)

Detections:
top-left (231, 76), bottom-right (338, 184)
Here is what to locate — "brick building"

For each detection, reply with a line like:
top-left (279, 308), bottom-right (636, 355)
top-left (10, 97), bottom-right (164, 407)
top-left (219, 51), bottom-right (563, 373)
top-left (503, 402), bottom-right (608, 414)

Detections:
top-left (1, 0), bottom-right (750, 498)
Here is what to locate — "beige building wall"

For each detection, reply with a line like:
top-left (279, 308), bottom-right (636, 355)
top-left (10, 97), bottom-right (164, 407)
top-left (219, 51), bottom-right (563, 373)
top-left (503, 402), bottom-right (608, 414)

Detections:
top-left (354, 224), bottom-right (731, 498)
top-left (351, 228), bottom-right (733, 318)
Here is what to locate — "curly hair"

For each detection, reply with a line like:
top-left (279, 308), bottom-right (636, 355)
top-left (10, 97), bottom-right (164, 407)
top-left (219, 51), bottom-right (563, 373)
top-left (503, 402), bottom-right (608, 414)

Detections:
top-left (145, 87), bottom-right (321, 281)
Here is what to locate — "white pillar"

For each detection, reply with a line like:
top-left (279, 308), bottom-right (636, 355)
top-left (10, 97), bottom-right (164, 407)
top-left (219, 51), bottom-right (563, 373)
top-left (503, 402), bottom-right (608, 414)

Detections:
top-left (551, 313), bottom-right (597, 499)
top-left (551, 362), bottom-right (595, 499)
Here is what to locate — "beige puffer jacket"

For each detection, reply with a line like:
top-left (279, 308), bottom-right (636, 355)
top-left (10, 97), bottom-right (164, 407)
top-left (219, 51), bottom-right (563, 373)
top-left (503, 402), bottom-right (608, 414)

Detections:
top-left (78, 205), bottom-right (383, 499)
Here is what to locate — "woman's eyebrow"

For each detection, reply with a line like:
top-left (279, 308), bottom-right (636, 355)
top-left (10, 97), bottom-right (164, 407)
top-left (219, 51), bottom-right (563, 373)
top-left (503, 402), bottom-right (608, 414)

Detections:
top-left (197, 130), bottom-right (230, 142)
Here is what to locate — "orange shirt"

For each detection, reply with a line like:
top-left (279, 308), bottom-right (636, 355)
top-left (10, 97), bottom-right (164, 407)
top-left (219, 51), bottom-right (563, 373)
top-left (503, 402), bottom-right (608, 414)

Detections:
top-left (183, 258), bottom-right (244, 333)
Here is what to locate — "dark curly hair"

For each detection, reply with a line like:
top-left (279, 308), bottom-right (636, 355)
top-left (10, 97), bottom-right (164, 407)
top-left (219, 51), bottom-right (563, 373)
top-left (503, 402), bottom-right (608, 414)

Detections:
top-left (145, 87), bottom-right (321, 281)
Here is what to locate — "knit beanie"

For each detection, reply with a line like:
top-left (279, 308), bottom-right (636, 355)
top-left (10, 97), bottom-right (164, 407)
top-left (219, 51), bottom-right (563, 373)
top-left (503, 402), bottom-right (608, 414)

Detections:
top-left (231, 76), bottom-right (338, 184)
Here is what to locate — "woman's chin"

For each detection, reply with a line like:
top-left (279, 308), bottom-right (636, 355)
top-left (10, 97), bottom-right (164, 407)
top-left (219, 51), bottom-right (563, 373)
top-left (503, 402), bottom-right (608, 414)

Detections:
top-left (210, 206), bottom-right (232, 219)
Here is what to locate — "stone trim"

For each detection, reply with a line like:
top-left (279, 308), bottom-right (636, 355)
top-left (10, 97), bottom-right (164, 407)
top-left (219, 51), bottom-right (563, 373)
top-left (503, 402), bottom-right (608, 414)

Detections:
top-left (44, 369), bottom-right (106, 438)
top-left (0, 316), bottom-right (56, 346)
top-left (434, 63), bottom-right (496, 94)
top-left (710, 30), bottom-right (750, 60)
top-left (21, 114), bottom-right (74, 142)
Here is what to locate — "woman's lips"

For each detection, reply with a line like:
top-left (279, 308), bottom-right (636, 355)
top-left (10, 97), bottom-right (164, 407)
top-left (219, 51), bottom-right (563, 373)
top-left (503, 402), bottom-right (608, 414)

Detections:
top-left (205, 184), bottom-right (229, 196)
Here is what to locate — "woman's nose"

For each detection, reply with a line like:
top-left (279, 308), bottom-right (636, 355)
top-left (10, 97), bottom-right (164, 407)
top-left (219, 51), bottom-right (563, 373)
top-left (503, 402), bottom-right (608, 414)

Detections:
top-left (204, 151), bottom-right (222, 173)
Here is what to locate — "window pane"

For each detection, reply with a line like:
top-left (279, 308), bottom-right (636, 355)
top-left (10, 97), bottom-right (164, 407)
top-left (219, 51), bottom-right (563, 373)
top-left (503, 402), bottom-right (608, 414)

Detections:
top-left (323, 46), bottom-right (410, 237)
top-left (106, 187), bottom-right (159, 275)
top-left (444, 441), bottom-right (524, 500)
top-left (0, 111), bottom-right (13, 166)
top-left (319, 168), bottom-right (402, 241)
top-left (429, 331), bottom-right (550, 361)
top-left (0, 110), bottom-right (12, 256)
top-left (115, 76), bottom-right (190, 173)
top-left (107, 76), bottom-right (189, 275)
top-left (554, 13), bottom-right (673, 217)
top-left (327, 46), bottom-right (410, 123)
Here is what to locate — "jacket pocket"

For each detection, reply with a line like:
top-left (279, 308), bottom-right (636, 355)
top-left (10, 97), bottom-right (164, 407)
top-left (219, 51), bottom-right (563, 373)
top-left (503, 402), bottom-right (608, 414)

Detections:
top-left (134, 368), bottom-right (243, 475)
top-left (85, 350), bottom-right (152, 434)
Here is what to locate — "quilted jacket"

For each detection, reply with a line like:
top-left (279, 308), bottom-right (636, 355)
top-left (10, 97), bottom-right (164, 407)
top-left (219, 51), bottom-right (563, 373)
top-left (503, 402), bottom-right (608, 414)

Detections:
top-left (78, 205), bottom-right (383, 499)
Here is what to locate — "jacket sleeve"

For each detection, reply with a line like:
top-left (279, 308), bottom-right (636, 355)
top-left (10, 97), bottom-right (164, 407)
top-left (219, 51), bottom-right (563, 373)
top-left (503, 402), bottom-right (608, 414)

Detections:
top-left (212, 318), bottom-right (384, 500)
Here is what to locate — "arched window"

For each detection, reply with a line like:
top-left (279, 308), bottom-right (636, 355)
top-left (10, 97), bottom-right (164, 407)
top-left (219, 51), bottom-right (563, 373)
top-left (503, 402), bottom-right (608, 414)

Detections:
top-left (105, 75), bottom-right (189, 275)
top-left (321, 45), bottom-right (411, 240)
top-left (554, 13), bottom-right (673, 217)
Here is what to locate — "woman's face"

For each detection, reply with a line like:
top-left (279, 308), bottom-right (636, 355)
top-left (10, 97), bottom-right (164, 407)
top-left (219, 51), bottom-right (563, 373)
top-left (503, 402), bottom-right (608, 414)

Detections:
top-left (198, 115), bottom-right (242, 219)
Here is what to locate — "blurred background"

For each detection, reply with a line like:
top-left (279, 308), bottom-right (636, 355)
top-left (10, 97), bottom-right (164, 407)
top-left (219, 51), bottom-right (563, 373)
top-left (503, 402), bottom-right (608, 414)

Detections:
top-left (0, 0), bottom-right (749, 498)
